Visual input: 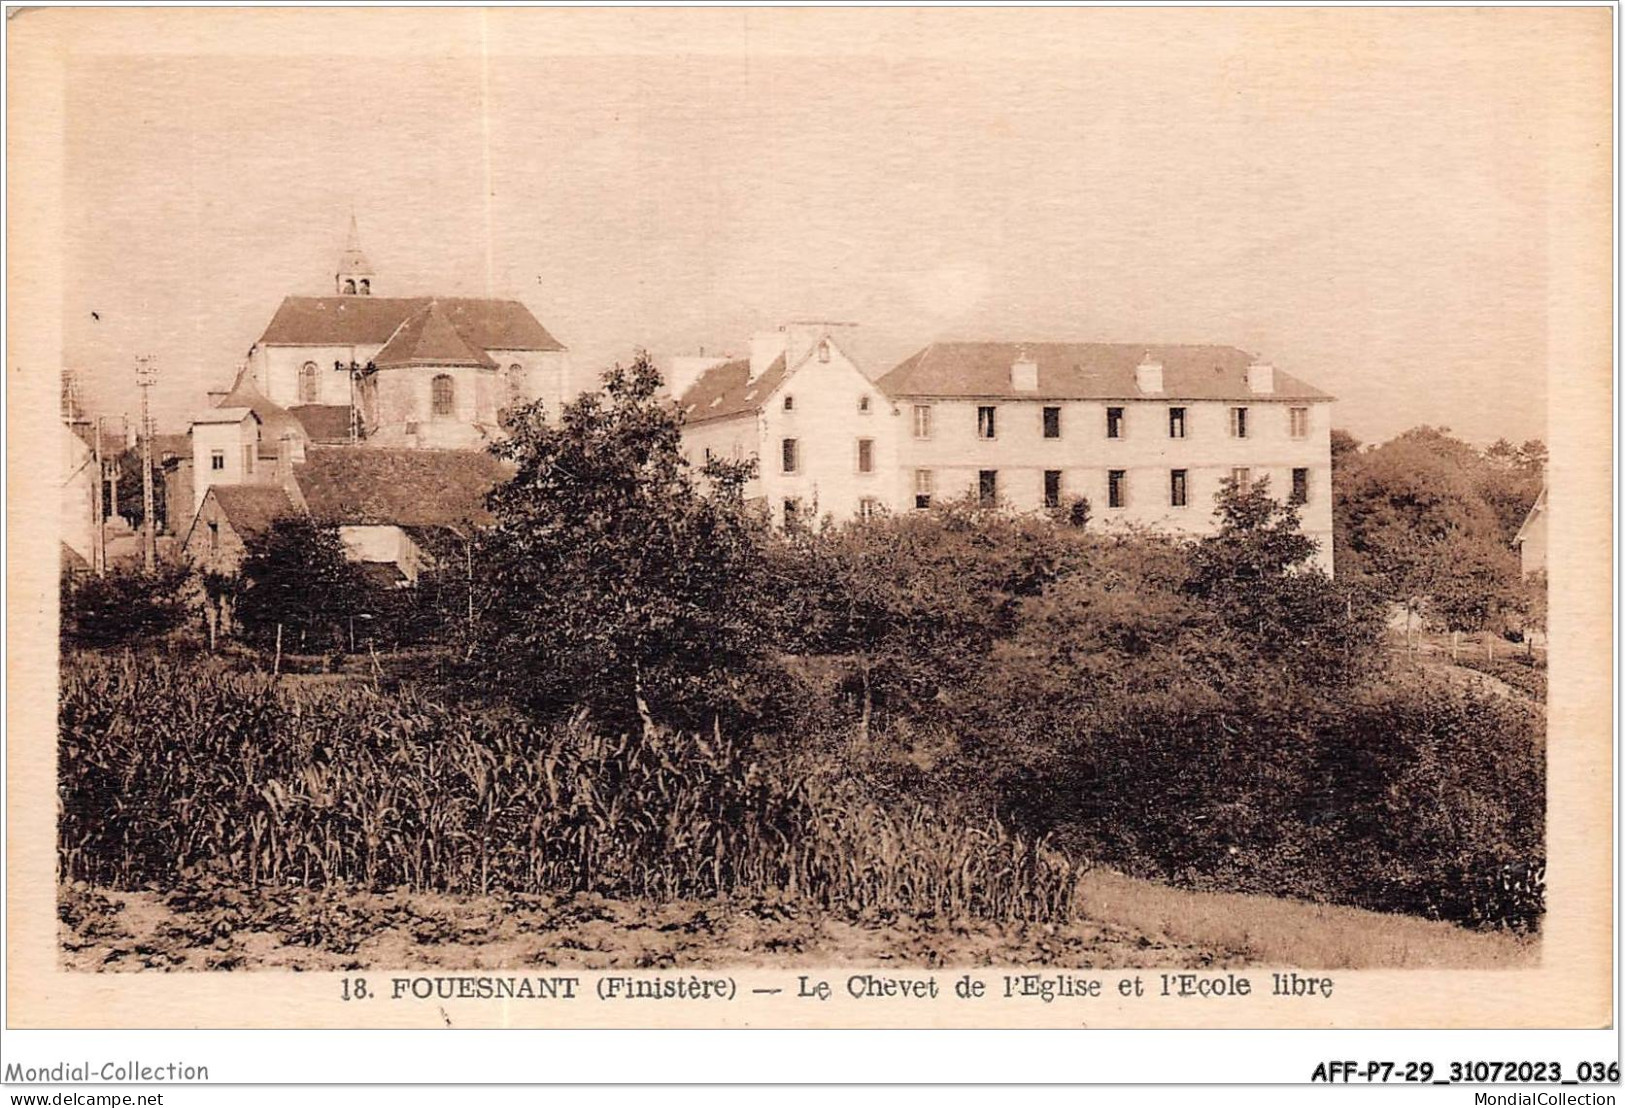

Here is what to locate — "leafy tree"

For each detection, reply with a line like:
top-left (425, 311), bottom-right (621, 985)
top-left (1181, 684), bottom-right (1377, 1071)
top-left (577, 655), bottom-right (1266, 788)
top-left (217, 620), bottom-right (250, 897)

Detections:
top-left (112, 448), bottom-right (168, 532)
top-left (1185, 477), bottom-right (1384, 685)
top-left (233, 515), bottom-right (371, 653)
top-left (60, 563), bottom-right (193, 649)
top-left (775, 497), bottom-right (1080, 740)
top-left (469, 353), bottom-right (779, 731)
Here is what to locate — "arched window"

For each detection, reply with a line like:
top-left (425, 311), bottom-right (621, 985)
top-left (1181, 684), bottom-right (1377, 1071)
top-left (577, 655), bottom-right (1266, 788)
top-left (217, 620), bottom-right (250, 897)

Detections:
top-left (505, 363), bottom-right (526, 401)
top-left (431, 374), bottom-right (455, 417)
top-left (299, 361), bottom-right (320, 404)
top-left (343, 279), bottom-right (357, 294)
top-left (358, 278), bottom-right (370, 296)
top-left (817, 340), bottom-right (831, 363)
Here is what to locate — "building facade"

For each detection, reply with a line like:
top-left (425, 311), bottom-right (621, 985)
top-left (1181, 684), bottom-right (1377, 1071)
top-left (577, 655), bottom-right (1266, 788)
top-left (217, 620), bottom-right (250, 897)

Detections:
top-left (674, 323), bottom-right (897, 529)
top-left (675, 332), bottom-right (1336, 572)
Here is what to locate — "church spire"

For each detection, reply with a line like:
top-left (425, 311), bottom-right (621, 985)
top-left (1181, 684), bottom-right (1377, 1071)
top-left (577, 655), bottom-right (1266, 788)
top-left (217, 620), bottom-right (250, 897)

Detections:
top-left (335, 212), bottom-right (375, 296)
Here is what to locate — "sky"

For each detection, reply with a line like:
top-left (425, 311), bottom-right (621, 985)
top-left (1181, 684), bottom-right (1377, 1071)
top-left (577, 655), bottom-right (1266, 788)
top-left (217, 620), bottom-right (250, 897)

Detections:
top-left (53, 8), bottom-right (1605, 445)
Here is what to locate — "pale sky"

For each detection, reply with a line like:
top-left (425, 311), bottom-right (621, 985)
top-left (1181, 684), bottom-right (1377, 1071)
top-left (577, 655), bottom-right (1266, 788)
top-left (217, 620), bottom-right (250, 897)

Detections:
top-left (52, 8), bottom-right (1608, 445)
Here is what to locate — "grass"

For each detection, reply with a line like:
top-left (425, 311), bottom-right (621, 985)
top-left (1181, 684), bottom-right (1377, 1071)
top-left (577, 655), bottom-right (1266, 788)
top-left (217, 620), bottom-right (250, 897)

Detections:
top-left (1076, 868), bottom-right (1534, 969)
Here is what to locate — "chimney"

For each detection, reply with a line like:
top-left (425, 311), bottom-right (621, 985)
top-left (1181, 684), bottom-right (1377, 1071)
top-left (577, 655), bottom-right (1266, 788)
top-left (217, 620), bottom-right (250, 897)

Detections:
top-left (1135, 353), bottom-right (1164, 394)
top-left (1247, 359), bottom-right (1275, 395)
top-left (1010, 349), bottom-right (1038, 392)
top-left (667, 354), bottom-right (729, 402)
top-left (749, 330), bottom-right (788, 382)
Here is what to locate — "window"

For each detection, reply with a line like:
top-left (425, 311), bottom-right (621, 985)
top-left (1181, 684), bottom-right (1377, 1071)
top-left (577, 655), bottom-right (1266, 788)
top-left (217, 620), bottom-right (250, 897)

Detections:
top-left (977, 406), bottom-right (997, 439)
top-left (1106, 407), bottom-right (1124, 439)
top-left (1044, 470), bottom-right (1062, 509)
top-left (431, 374), bottom-right (455, 417)
top-left (506, 363), bottom-right (526, 402)
top-left (343, 278), bottom-right (356, 294)
top-left (856, 438), bottom-right (875, 474)
top-left (210, 450), bottom-right (225, 472)
top-left (242, 445), bottom-right (254, 475)
top-left (784, 395), bottom-right (795, 412)
top-left (783, 498), bottom-right (802, 529)
top-left (858, 394), bottom-right (871, 413)
top-left (858, 497), bottom-right (879, 520)
top-left (1170, 468), bottom-right (1188, 508)
top-left (914, 469), bottom-right (934, 510)
top-left (207, 520), bottom-right (220, 554)
top-left (1229, 407), bottom-right (1249, 438)
top-left (358, 279), bottom-right (370, 296)
top-left (300, 361), bottom-right (320, 404)
top-left (1108, 469), bottom-right (1127, 508)
top-left (1231, 466), bottom-right (1251, 490)
top-left (781, 437), bottom-right (799, 474)
top-left (817, 340), bottom-right (831, 363)
top-left (1290, 407), bottom-right (1309, 439)
top-left (1291, 467), bottom-right (1310, 505)
top-left (912, 404), bottom-right (933, 438)
top-left (1169, 407), bottom-right (1186, 439)
top-left (1043, 406), bottom-right (1061, 439)
top-left (978, 470), bottom-right (998, 506)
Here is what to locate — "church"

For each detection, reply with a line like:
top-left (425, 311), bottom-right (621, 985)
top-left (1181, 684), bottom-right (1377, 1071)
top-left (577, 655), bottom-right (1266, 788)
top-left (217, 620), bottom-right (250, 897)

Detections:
top-left (179, 220), bottom-right (568, 588)
top-left (230, 216), bottom-right (570, 451)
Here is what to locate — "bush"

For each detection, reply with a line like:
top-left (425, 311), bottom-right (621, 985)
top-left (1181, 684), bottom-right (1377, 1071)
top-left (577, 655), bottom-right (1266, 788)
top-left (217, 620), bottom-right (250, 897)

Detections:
top-left (60, 564), bottom-right (193, 649)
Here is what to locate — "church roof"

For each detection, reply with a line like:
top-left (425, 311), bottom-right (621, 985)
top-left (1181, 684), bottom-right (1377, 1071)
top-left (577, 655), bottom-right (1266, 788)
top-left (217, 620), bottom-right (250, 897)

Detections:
top-left (373, 301), bottom-right (499, 370)
top-left (257, 296), bottom-right (565, 352)
top-left (289, 405), bottom-right (354, 444)
top-left (337, 213), bottom-right (373, 277)
top-left (292, 447), bottom-right (510, 528)
top-left (877, 342), bottom-right (1333, 401)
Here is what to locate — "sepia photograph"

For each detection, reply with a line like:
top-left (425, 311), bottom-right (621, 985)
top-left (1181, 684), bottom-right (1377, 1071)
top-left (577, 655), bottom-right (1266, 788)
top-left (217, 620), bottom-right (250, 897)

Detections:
top-left (5, 4), bottom-right (1614, 1053)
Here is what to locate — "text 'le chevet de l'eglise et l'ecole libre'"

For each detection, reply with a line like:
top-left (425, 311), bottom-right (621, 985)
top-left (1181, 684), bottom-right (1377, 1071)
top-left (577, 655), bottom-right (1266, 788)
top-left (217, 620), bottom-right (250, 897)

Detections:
top-left (62, 216), bottom-right (1338, 590)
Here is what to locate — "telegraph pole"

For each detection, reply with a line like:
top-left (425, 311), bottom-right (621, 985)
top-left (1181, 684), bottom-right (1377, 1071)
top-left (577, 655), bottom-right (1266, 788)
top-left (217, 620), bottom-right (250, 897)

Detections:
top-left (92, 416), bottom-right (106, 576)
top-left (136, 355), bottom-right (157, 573)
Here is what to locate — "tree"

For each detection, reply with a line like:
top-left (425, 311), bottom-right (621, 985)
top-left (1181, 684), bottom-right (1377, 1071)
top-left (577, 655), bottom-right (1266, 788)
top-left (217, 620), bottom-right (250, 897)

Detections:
top-left (60, 563), bottom-right (192, 649)
top-left (1333, 426), bottom-right (1536, 631)
top-left (112, 447), bottom-right (168, 532)
top-left (233, 514), bottom-right (371, 653)
top-left (1185, 477), bottom-right (1384, 686)
top-left (469, 353), bottom-right (779, 731)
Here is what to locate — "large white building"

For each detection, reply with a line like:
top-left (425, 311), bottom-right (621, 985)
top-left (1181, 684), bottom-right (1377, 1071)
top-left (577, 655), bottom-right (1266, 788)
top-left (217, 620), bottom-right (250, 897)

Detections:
top-left (675, 330), bottom-right (1335, 572)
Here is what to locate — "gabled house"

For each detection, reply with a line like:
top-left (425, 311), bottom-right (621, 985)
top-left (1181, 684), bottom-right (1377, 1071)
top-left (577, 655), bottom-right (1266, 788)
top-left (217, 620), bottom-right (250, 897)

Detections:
top-left (1514, 485), bottom-right (1547, 578)
top-left (672, 322), bottom-right (895, 527)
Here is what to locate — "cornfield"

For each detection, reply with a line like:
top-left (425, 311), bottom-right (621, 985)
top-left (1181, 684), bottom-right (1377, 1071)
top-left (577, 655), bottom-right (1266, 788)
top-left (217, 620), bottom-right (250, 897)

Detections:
top-left (59, 654), bottom-right (1084, 924)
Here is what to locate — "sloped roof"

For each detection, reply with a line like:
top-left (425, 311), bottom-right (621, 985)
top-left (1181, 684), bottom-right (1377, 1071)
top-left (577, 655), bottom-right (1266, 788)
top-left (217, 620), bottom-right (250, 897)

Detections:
top-left (290, 405), bottom-right (354, 444)
top-left (210, 485), bottom-right (298, 541)
top-left (373, 301), bottom-right (499, 369)
top-left (676, 355), bottom-right (789, 425)
top-left (337, 213), bottom-right (373, 277)
top-left (877, 342), bottom-right (1332, 402)
top-left (258, 296), bottom-right (564, 351)
top-left (217, 367), bottom-right (309, 453)
top-left (293, 447), bottom-right (509, 528)
top-left (1514, 485), bottom-right (1547, 545)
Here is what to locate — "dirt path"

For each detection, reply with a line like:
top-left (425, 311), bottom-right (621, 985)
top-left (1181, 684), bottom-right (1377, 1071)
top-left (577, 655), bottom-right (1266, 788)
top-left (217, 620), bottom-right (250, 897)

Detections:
top-left (60, 883), bottom-right (1243, 972)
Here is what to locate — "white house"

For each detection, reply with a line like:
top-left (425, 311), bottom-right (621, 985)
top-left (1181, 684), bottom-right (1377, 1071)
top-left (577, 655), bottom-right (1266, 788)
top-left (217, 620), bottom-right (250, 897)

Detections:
top-left (673, 323), bottom-right (897, 528)
top-left (1514, 485), bottom-right (1547, 577)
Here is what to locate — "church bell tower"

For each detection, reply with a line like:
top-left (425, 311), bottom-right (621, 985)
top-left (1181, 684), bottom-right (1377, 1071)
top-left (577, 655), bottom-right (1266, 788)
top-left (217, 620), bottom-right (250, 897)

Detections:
top-left (335, 213), bottom-right (375, 296)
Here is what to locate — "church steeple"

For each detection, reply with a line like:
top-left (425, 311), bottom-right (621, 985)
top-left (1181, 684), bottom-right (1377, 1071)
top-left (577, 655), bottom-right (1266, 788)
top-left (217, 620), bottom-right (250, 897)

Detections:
top-left (335, 213), bottom-right (375, 296)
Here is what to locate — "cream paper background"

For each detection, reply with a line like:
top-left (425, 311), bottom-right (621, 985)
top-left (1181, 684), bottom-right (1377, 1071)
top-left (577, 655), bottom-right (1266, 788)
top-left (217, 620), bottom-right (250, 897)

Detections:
top-left (6, 6), bottom-right (1613, 1031)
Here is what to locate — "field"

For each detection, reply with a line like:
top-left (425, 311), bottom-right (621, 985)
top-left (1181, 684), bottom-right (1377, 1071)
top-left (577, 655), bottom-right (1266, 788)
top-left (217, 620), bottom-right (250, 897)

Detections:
top-left (58, 651), bottom-right (1540, 971)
